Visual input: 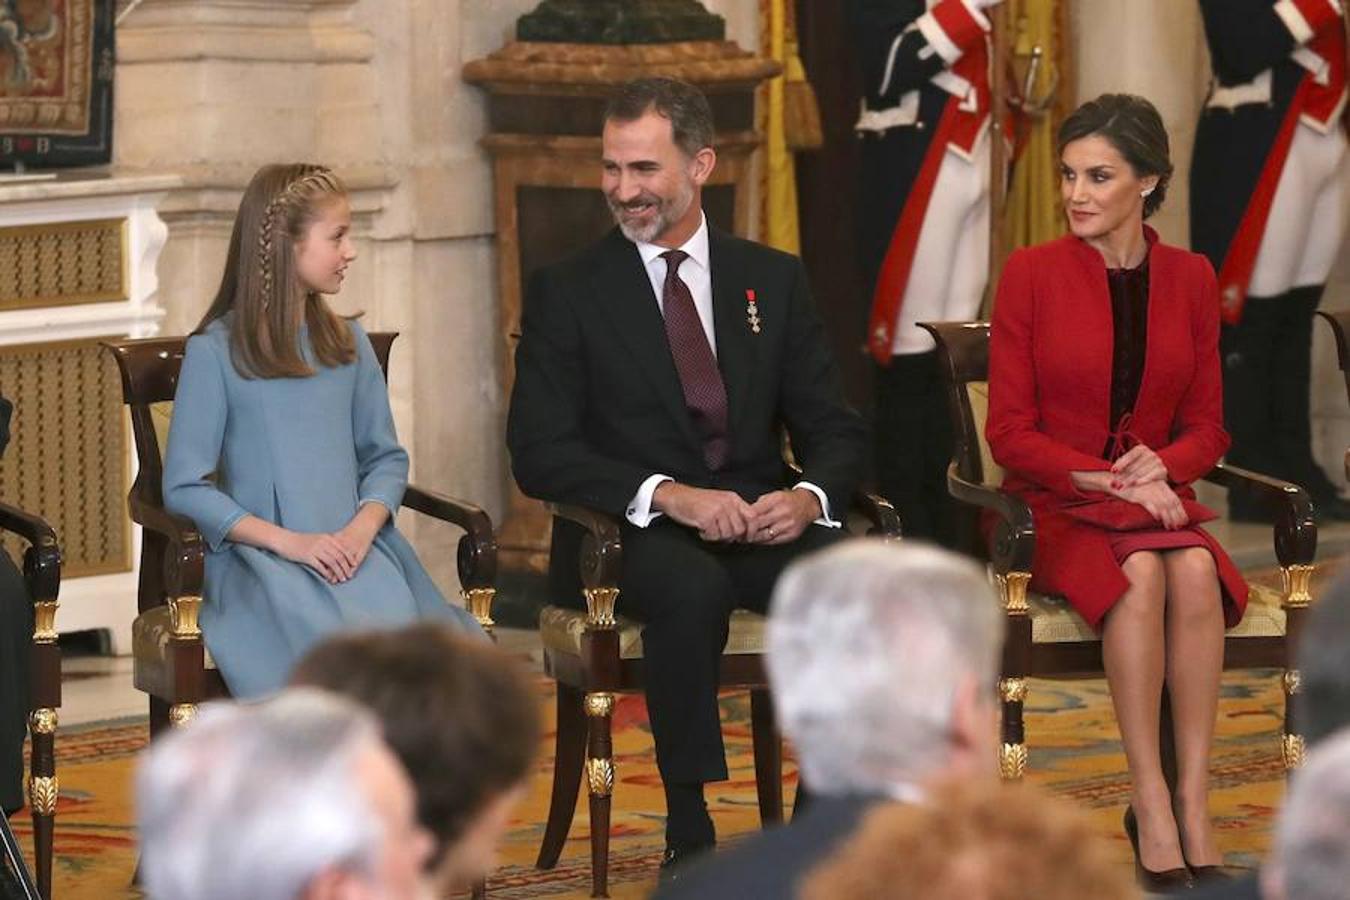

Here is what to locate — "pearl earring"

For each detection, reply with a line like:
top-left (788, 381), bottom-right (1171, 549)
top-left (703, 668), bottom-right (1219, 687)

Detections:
top-left (1141, 186), bottom-right (1155, 198)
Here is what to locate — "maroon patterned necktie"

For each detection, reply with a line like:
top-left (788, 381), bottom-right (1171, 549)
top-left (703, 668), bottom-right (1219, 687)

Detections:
top-left (660, 250), bottom-right (729, 470)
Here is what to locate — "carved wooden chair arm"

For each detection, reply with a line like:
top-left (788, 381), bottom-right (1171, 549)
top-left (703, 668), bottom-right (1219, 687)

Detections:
top-left (402, 485), bottom-right (498, 590)
top-left (1201, 463), bottom-right (1317, 567)
top-left (128, 494), bottom-right (206, 600)
top-left (0, 501), bottom-right (60, 604)
top-left (947, 463), bottom-right (1037, 575)
top-left (0, 500), bottom-right (55, 548)
top-left (850, 490), bottom-right (902, 538)
top-left (548, 502), bottom-right (623, 591)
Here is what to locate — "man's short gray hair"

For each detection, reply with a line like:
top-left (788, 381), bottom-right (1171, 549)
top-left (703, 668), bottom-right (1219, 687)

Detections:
top-left (1272, 727), bottom-right (1350, 900)
top-left (136, 689), bottom-right (386, 900)
top-left (767, 540), bottom-right (1004, 795)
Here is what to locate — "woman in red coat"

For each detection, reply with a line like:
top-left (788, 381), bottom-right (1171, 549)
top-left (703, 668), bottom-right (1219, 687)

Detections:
top-left (988, 94), bottom-right (1247, 892)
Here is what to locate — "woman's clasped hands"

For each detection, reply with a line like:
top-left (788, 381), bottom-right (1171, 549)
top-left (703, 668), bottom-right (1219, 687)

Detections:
top-left (1108, 444), bottom-right (1188, 529)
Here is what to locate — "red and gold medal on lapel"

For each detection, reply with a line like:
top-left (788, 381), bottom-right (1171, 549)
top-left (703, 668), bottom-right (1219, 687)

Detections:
top-left (746, 289), bottom-right (761, 334)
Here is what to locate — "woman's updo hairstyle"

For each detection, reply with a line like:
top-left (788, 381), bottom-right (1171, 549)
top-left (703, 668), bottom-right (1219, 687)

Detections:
top-left (1057, 93), bottom-right (1173, 219)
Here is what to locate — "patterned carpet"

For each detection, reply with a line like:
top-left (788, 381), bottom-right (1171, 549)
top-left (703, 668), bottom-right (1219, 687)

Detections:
top-left (10, 667), bottom-right (1289, 899)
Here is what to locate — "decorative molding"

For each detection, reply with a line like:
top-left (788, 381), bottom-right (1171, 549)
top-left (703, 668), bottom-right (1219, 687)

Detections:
top-left (1282, 564), bottom-right (1315, 610)
top-left (1283, 733), bottom-right (1306, 770)
top-left (461, 587), bottom-right (496, 632)
top-left (998, 677), bottom-right (1027, 704)
top-left (999, 742), bottom-right (1028, 780)
top-left (994, 571), bottom-right (1031, 615)
top-left (118, 25), bottom-right (375, 65)
top-left (169, 703), bottom-right (198, 728)
top-left (168, 595), bottom-right (202, 638)
top-left (584, 692), bottom-right (616, 718)
top-left (28, 708), bottom-right (58, 735)
top-left (584, 586), bottom-right (619, 628)
top-left (32, 601), bottom-right (59, 643)
top-left (464, 40), bottom-right (779, 92)
top-left (28, 776), bottom-right (58, 815)
top-left (586, 757), bottom-right (614, 797)
top-left (0, 218), bottom-right (127, 311)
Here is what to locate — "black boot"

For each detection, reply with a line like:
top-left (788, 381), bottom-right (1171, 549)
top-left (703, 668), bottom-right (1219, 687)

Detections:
top-left (874, 350), bottom-right (957, 545)
top-left (1271, 286), bottom-right (1350, 522)
top-left (660, 781), bottom-right (715, 883)
top-left (1222, 295), bottom-right (1282, 522)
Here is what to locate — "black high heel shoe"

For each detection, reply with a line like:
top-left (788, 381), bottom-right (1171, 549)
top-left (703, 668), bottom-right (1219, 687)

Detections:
top-left (1123, 805), bottom-right (1194, 892)
top-left (1172, 798), bottom-right (1230, 883)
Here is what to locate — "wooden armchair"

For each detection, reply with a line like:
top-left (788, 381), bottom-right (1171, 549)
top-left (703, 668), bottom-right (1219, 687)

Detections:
top-left (534, 481), bottom-right (899, 897)
top-left (1, 501), bottom-right (59, 900)
top-left (1314, 309), bottom-right (1350, 480)
top-left (921, 321), bottom-right (1318, 781)
top-left (102, 333), bottom-right (498, 735)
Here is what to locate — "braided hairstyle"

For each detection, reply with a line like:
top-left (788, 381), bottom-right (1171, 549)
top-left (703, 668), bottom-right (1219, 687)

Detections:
top-left (195, 163), bottom-right (358, 378)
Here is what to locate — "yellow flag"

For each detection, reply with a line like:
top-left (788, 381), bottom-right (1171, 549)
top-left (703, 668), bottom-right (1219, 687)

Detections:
top-left (759, 0), bottom-right (800, 255)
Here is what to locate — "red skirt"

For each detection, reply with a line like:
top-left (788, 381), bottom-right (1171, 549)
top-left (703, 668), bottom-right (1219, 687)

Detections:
top-left (1109, 526), bottom-right (1209, 562)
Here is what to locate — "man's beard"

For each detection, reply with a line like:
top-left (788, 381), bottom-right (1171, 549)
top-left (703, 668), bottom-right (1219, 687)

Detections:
top-left (607, 179), bottom-right (695, 244)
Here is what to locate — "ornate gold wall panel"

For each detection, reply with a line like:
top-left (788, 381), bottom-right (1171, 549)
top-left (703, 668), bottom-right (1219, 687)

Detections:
top-left (0, 337), bottom-right (130, 577)
top-left (0, 218), bottom-right (127, 311)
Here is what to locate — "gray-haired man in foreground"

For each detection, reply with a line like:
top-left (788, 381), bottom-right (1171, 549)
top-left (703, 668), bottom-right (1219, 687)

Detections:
top-left (659, 539), bottom-right (1005, 898)
top-left (136, 689), bottom-right (434, 900)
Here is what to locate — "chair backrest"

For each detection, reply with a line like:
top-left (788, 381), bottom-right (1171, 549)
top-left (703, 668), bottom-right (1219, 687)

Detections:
top-left (103, 330), bottom-right (398, 509)
top-left (1316, 310), bottom-right (1350, 405)
top-left (918, 321), bottom-right (1002, 488)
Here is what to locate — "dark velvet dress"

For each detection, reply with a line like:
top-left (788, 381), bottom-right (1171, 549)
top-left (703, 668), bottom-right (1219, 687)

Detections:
top-left (1104, 260), bottom-right (1210, 561)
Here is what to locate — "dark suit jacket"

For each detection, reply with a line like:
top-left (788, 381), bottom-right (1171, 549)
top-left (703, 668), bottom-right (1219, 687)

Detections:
top-left (0, 395), bottom-right (29, 815)
top-left (507, 225), bottom-right (866, 581)
top-left (1191, 872), bottom-right (1263, 900)
top-left (655, 795), bottom-right (878, 899)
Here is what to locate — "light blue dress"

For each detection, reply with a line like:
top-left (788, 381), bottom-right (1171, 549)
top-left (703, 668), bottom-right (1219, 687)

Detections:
top-left (163, 317), bottom-right (483, 697)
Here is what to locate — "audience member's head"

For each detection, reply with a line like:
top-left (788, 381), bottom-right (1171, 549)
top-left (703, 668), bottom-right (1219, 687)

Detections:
top-left (290, 624), bottom-right (540, 892)
top-left (137, 689), bottom-right (433, 900)
top-left (1265, 727), bottom-right (1350, 900)
top-left (800, 777), bottom-right (1139, 900)
top-left (767, 540), bottom-right (1004, 796)
top-left (1296, 568), bottom-right (1350, 747)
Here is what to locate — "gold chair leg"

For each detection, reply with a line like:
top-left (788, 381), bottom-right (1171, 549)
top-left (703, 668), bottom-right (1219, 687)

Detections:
top-left (584, 691), bottom-right (615, 898)
top-left (1282, 669), bottom-right (1305, 771)
top-left (999, 678), bottom-right (1028, 781)
top-left (996, 571), bottom-right (1032, 782)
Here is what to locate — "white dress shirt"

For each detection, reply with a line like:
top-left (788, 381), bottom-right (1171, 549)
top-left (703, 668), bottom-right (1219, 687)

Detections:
top-left (623, 212), bottom-right (839, 530)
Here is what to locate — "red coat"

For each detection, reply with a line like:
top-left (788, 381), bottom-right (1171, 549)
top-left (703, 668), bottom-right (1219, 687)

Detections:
top-left (986, 229), bottom-right (1249, 629)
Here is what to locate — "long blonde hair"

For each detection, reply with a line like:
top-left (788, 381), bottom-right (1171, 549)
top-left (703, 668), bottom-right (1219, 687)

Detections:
top-left (195, 163), bottom-right (357, 378)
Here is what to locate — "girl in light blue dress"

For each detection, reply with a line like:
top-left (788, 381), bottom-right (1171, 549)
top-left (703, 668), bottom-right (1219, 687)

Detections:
top-left (163, 164), bottom-right (483, 697)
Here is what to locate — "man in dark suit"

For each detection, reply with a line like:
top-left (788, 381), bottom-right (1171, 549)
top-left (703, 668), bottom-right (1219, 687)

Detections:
top-left (1192, 569), bottom-right (1350, 899)
top-left (656, 540), bottom-right (1004, 899)
top-left (507, 77), bottom-right (866, 871)
top-left (0, 394), bottom-right (30, 820)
